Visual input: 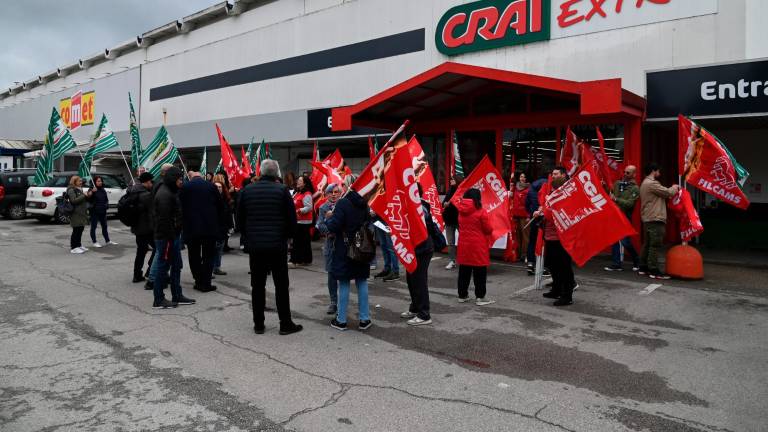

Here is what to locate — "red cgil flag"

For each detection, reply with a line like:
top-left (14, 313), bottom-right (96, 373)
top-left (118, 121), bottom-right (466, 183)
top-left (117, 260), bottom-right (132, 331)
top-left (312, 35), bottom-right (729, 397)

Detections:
top-left (352, 120), bottom-right (409, 200)
top-left (369, 143), bottom-right (428, 274)
top-left (450, 155), bottom-right (512, 245)
top-left (679, 115), bottom-right (750, 210)
top-left (215, 124), bottom-right (243, 189)
top-left (323, 148), bottom-right (344, 171)
top-left (368, 136), bottom-right (376, 160)
top-left (560, 127), bottom-right (580, 176)
top-left (667, 189), bottom-right (704, 243)
top-left (240, 146), bottom-right (252, 178)
top-left (405, 136), bottom-right (444, 230)
top-left (310, 161), bottom-right (344, 189)
top-left (542, 164), bottom-right (635, 266)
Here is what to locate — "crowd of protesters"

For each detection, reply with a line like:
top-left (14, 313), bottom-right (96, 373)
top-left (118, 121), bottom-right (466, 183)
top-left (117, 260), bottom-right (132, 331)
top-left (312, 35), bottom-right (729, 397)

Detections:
top-left (61, 153), bottom-right (680, 334)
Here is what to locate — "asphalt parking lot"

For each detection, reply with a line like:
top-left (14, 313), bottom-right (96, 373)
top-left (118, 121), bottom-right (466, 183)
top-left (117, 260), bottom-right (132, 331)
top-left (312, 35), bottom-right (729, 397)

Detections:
top-left (1, 217), bottom-right (767, 431)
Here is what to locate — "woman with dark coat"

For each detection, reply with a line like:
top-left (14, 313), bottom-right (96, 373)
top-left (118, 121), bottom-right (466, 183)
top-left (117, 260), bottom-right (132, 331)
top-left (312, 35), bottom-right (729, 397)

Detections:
top-left (456, 188), bottom-right (495, 305)
top-left (402, 192), bottom-right (436, 326)
top-left (317, 184), bottom-right (372, 331)
top-left (213, 179), bottom-right (234, 275)
top-left (88, 176), bottom-right (116, 248)
top-left (67, 175), bottom-right (92, 254)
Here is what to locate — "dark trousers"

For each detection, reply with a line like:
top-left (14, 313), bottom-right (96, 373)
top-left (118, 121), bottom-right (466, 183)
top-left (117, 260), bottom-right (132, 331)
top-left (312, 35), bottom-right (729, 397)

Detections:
top-left (186, 238), bottom-right (217, 289)
top-left (406, 251), bottom-right (432, 320)
top-left (249, 248), bottom-right (292, 328)
top-left (70, 226), bottom-right (84, 249)
top-left (134, 234), bottom-right (155, 277)
top-left (154, 238), bottom-right (183, 303)
top-left (89, 210), bottom-right (110, 243)
top-left (458, 265), bottom-right (487, 299)
top-left (640, 221), bottom-right (665, 272)
top-left (544, 240), bottom-right (575, 300)
top-left (290, 224), bottom-right (313, 264)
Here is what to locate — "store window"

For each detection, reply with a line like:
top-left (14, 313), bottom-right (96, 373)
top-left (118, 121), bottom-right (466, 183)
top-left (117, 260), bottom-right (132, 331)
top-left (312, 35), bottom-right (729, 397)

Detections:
top-left (569, 124), bottom-right (625, 167)
top-left (418, 134), bottom-right (447, 194)
top-left (502, 128), bottom-right (558, 184)
top-left (455, 130), bottom-right (496, 176)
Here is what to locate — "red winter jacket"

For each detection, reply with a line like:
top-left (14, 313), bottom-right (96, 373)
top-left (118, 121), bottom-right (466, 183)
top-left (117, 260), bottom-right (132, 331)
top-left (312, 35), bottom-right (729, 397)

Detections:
top-left (511, 184), bottom-right (530, 218)
top-left (456, 198), bottom-right (493, 267)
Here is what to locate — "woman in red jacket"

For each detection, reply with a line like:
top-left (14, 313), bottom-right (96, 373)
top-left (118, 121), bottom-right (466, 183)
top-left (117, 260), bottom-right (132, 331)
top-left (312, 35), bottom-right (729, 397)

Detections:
top-left (290, 175), bottom-right (315, 266)
top-left (456, 189), bottom-right (495, 305)
top-left (511, 172), bottom-right (530, 261)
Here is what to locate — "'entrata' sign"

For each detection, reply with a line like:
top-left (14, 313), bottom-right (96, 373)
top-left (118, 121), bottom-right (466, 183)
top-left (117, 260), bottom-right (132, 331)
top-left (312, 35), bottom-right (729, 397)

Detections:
top-left (435, 0), bottom-right (550, 56)
top-left (647, 60), bottom-right (768, 120)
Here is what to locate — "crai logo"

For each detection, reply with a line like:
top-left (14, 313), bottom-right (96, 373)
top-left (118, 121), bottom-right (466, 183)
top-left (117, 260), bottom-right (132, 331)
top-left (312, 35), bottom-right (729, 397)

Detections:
top-left (435, 0), bottom-right (550, 56)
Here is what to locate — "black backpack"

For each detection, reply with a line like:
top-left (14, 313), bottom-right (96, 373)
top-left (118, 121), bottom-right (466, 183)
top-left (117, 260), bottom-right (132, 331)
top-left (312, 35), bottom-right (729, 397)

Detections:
top-left (345, 223), bottom-right (376, 263)
top-left (117, 190), bottom-right (141, 227)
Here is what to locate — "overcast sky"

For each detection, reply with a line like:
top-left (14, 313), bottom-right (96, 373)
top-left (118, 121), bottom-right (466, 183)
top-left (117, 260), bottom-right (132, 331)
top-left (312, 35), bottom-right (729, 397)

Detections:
top-left (0, 0), bottom-right (219, 89)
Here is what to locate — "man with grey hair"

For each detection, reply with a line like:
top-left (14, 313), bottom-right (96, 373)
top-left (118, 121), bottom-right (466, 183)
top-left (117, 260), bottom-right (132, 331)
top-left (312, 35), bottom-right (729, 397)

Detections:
top-left (237, 159), bottom-right (302, 335)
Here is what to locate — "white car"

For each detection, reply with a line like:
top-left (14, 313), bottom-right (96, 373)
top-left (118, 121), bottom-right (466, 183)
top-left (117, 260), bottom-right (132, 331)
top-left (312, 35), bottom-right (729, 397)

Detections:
top-left (26, 172), bottom-right (127, 223)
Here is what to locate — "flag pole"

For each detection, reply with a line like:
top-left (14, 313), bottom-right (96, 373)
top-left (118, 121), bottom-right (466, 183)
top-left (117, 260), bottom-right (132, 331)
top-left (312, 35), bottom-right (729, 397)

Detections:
top-left (162, 107), bottom-right (189, 178)
top-left (74, 145), bottom-right (94, 188)
top-left (116, 144), bottom-right (136, 185)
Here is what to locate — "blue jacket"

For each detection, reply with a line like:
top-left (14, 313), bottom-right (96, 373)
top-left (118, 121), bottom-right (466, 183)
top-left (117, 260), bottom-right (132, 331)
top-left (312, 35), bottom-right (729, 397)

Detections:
top-left (89, 187), bottom-right (109, 213)
top-left (526, 178), bottom-right (547, 215)
top-left (318, 190), bottom-right (370, 281)
top-left (178, 177), bottom-right (221, 241)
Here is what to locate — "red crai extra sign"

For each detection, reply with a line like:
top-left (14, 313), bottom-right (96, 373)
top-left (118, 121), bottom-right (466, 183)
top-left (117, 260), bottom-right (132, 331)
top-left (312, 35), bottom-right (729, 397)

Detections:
top-left (435, 0), bottom-right (550, 56)
top-left (557, 0), bottom-right (670, 28)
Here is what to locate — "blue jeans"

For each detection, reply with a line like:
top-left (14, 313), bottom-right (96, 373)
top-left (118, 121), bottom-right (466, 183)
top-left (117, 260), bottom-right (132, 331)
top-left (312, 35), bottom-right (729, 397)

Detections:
top-left (328, 273), bottom-right (338, 306)
top-left (153, 237), bottom-right (183, 303)
top-left (337, 278), bottom-right (370, 324)
top-left (611, 236), bottom-right (639, 268)
top-left (213, 239), bottom-right (225, 271)
top-left (375, 226), bottom-right (399, 273)
top-left (89, 210), bottom-right (110, 243)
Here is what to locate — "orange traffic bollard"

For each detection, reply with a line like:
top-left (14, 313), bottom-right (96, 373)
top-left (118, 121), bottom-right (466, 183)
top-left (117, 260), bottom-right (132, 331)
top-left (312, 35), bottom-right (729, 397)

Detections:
top-left (666, 244), bottom-right (704, 280)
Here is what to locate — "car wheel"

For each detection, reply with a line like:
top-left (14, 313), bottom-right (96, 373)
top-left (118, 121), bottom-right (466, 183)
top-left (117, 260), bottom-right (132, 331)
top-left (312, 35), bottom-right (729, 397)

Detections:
top-left (54, 209), bottom-right (70, 225)
top-left (7, 203), bottom-right (26, 220)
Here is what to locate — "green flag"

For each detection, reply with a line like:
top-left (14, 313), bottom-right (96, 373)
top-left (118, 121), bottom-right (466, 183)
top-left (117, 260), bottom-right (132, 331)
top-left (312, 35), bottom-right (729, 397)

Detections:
top-left (48, 107), bottom-right (76, 161)
top-left (200, 147), bottom-right (208, 177)
top-left (129, 93), bottom-right (142, 171)
top-left (258, 139), bottom-right (268, 160)
top-left (139, 126), bottom-right (178, 178)
top-left (33, 135), bottom-right (54, 185)
top-left (78, 114), bottom-right (119, 180)
top-left (452, 130), bottom-right (464, 178)
top-left (214, 158), bottom-right (222, 175)
top-left (245, 137), bottom-right (255, 171)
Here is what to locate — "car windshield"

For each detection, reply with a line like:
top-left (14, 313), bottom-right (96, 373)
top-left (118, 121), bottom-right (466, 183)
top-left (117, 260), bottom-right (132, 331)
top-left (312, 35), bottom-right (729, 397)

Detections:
top-left (41, 176), bottom-right (72, 187)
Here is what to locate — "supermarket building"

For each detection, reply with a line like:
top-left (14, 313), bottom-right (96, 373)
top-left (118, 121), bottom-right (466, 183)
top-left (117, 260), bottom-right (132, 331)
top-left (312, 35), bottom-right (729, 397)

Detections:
top-left (0, 0), bottom-right (766, 248)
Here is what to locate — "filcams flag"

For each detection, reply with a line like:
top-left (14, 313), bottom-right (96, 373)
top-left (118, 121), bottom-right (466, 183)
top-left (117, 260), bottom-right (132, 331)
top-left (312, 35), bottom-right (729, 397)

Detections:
top-left (33, 136), bottom-right (54, 185)
top-left (450, 155), bottom-right (512, 244)
top-left (79, 114), bottom-right (119, 180)
top-left (48, 107), bottom-right (77, 160)
top-left (369, 142), bottom-right (428, 274)
top-left (128, 92), bottom-right (142, 170)
top-left (200, 147), bottom-right (208, 177)
top-left (543, 165), bottom-right (635, 267)
top-left (451, 130), bottom-right (464, 178)
top-left (139, 126), bottom-right (178, 178)
top-left (368, 136), bottom-right (376, 160)
top-left (667, 189), bottom-right (704, 243)
top-left (351, 120), bottom-right (409, 199)
top-left (679, 115), bottom-right (750, 210)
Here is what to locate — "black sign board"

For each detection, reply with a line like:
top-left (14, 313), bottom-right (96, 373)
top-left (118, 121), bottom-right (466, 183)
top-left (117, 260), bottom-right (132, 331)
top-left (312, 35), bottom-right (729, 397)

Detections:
top-left (647, 59), bottom-right (768, 120)
top-left (307, 108), bottom-right (387, 139)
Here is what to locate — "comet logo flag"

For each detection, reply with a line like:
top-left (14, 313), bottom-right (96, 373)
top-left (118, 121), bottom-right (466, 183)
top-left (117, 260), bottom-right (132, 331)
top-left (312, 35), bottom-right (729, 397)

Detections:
top-left (679, 115), bottom-right (750, 210)
top-left (369, 141), bottom-right (428, 274)
top-left (449, 155), bottom-right (511, 244)
top-left (543, 165), bottom-right (635, 267)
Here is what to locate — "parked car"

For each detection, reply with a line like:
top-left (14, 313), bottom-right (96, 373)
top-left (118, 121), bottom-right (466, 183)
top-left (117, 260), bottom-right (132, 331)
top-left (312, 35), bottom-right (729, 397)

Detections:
top-left (26, 172), bottom-right (127, 224)
top-left (0, 170), bottom-right (37, 220)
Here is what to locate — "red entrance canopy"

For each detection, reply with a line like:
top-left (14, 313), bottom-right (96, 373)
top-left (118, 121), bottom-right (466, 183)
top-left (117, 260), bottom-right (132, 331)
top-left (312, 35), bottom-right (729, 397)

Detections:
top-left (332, 62), bottom-right (645, 132)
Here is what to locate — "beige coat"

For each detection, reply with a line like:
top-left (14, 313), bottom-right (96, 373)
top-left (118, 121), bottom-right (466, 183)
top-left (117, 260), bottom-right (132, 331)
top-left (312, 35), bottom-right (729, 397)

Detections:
top-left (639, 175), bottom-right (676, 223)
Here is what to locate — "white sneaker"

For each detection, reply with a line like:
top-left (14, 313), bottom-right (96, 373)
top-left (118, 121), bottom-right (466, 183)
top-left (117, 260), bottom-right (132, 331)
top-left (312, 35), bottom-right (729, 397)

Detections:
top-left (445, 260), bottom-right (456, 270)
top-left (457, 297), bottom-right (472, 303)
top-left (70, 247), bottom-right (85, 254)
top-left (407, 317), bottom-right (432, 326)
top-left (107, 241), bottom-right (118, 245)
top-left (93, 242), bottom-right (103, 248)
top-left (476, 298), bottom-right (496, 306)
top-left (400, 311), bottom-right (416, 319)
top-left (80, 246), bottom-right (89, 251)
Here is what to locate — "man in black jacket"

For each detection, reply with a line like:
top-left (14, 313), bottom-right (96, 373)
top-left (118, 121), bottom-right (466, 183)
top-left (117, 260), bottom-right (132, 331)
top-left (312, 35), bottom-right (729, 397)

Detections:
top-left (179, 171), bottom-right (220, 292)
top-left (153, 167), bottom-right (195, 309)
top-left (237, 159), bottom-right (302, 335)
top-left (130, 172), bottom-right (154, 283)
top-left (442, 176), bottom-right (461, 270)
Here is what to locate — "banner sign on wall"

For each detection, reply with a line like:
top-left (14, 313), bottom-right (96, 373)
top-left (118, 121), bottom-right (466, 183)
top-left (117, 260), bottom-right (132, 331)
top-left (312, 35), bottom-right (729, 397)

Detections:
top-left (647, 59), bottom-right (768, 120)
top-left (435, 0), bottom-right (717, 56)
top-left (59, 90), bottom-right (95, 130)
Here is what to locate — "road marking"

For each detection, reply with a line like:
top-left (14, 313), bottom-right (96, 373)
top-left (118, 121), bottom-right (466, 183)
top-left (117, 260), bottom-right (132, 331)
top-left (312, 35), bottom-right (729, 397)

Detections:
top-left (639, 284), bottom-right (662, 296)
top-left (512, 285), bottom-right (537, 296)
top-left (431, 256), bottom-right (443, 261)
